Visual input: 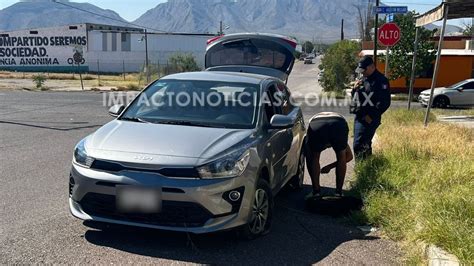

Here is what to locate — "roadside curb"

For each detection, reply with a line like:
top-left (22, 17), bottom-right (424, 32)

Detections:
top-left (426, 245), bottom-right (460, 266)
top-left (436, 115), bottom-right (474, 129)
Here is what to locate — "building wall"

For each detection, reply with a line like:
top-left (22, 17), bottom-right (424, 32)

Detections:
top-left (0, 24), bottom-right (88, 72)
top-left (378, 55), bottom-right (474, 93)
top-left (86, 31), bottom-right (210, 73)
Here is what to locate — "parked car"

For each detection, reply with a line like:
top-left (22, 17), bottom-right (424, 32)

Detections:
top-left (304, 57), bottom-right (313, 64)
top-left (69, 33), bottom-right (306, 239)
top-left (418, 79), bottom-right (474, 108)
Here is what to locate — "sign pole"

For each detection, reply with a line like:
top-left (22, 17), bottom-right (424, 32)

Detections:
top-left (373, 0), bottom-right (380, 67)
top-left (424, 4), bottom-right (449, 127)
top-left (385, 46), bottom-right (389, 78)
top-left (123, 60), bottom-right (126, 81)
top-left (145, 29), bottom-right (150, 84)
top-left (77, 63), bottom-right (84, 91)
top-left (97, 59), bottom-right (100, 86)
top-left (408, 27), bottom-right (420, 110)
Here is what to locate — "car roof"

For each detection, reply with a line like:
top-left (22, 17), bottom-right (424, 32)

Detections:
top-left (160, 71), bottom-right (275, 85)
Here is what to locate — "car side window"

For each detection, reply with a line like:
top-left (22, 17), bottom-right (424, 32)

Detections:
top-left (276, 82), bottom-right (294, 115)
top-left (461, 82), bottom-right (474, 90)
top-left (263, 85), bottom-right (282, 124)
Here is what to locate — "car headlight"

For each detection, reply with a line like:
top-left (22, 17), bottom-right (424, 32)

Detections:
top-left (73, 138), bottom-right (94, 168)
top-left (197, 149), bottom-right (251, 179)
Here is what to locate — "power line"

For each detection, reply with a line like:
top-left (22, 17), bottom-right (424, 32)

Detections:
top-left (52, 0), bottom-right (169, 33)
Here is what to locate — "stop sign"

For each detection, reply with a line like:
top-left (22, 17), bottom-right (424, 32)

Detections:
top-left (378, 23), bottom-right (401, 46)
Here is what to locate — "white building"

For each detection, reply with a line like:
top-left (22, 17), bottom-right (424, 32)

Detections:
top-left (0, 23), bottom-right (214, 73)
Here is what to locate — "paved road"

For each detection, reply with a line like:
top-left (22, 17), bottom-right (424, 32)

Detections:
top-left (0, 63), bottom-right (404, 264)
top-left (287, 58), bottom-right (324, 96)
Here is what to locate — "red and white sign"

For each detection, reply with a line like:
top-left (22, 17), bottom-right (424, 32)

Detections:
top-left (378, 23), bottom-right (401, 47)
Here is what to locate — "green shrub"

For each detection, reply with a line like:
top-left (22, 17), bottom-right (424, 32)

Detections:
top-left (32, 74), bottom-right (46, 89)
top-left (168, 53), bottom-right (201, 73)
top-left (320, 40), bottom-right (359, 93)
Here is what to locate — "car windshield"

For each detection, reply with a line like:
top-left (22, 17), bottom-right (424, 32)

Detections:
top-left (120, 80), bottom-right (260, 129)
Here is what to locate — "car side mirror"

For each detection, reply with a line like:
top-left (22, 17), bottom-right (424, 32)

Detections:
top-left (269, 114), bottom-right (294, 129)
top-left (457, 87), bottom-right (464, 92)
top-left (108, 104), bottom-right (125, 117)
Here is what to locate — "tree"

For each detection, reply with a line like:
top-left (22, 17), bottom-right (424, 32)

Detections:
top-left (462, 21), bottom-right (473, 36)
top-left (320, 40), bottom-right (360, 92)
top-left (314, 43), bottom-right (330, 54)
top-left (383, 12), bottom-right (436, 88)
top-left (302, 41), bottom-right (314, 54)
top-left (354, 0), bottom-right (375, 41)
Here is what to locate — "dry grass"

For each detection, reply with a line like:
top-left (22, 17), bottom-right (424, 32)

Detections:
top-left (0, 71), bottom-right (147, 90)
top-left (350, 109), bottom-right (474, 264)
top-left (116, 83), bottom-right (143, 91)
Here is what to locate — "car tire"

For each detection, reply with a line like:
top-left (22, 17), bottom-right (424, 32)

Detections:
top-left (433, 96), bottom-right (449, 108)
top-left (238, 179), bottom-right (273, 240)
top-left (288, 149), bottom-right (305, 191)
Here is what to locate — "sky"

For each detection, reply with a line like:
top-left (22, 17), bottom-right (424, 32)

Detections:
top-left (0, 0), bottom-right (470, 26)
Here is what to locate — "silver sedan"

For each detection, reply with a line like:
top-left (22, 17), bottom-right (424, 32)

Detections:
top-left (69, 34), bottom-right (306, 239)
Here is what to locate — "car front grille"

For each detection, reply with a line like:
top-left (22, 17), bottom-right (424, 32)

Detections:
top-left (90, 159), bottom-right (200, 178)
top-left (79, 193), bottom-right (213, 227)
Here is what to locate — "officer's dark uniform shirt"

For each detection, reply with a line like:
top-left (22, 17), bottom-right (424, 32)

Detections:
top-left (352, 70), bottom-right (391, 121)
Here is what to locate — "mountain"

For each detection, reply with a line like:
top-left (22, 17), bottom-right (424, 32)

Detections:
top-left (424, 23), bottom-right (463, 36)
top-left (0, 0), bottom-right (128, 31)
top-left (133, 0), bottom-right (370, 41)
top-left (3, 0), bottom-right (462, 42)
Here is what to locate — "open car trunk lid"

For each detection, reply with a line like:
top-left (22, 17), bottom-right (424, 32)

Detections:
top-left (205, 33), bottom-right (297, 81)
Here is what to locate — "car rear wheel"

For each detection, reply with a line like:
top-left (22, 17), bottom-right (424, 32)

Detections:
top-left (238, 179), bottom-right (273, 239)
top-left (433, 96), bottom-right (449, 108)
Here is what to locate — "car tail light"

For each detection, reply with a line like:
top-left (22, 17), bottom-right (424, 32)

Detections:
top-left (282, 38), bottom-right (297, 48)
top-left (207, 35), bottom-right (223, 46)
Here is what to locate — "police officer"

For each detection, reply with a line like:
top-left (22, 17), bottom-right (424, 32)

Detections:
top-left (305, 112), bottom-right (353, 198)
top-left (351, 56), bottom-right (391, 159)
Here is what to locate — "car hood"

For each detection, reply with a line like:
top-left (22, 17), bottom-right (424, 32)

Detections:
top-left (85, 120), bottom-right (255, 163)
top-left (420, 87), bottom-right (449, 95)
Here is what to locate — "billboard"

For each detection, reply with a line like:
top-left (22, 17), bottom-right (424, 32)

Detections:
top-left (0, 24), bottom-right (88, 71)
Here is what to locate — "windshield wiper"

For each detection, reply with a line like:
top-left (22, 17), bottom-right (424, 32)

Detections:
top-left (120, 117), bottom-right (151, 123)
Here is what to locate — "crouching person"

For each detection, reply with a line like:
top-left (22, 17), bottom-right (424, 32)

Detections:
top-left (305, 112), bottom-right (353, 198)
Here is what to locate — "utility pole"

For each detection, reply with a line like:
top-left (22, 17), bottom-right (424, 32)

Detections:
top-left (144, 29), bottom-right (150, 84)
top-left (373, 0), bottom-right (380, 67)
top-left (219, 20), bottom-right (223, 35)
top-left (408, 27), bottom-right (420, 110)
top-left (341, 19), bottom-right (344, 40)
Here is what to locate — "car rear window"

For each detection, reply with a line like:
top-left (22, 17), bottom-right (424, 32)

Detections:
top-left (206, 38), bottom-right (292, 72)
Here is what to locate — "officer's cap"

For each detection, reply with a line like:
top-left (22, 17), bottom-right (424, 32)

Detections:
top-left (355, 56), bottom-right (374, 73)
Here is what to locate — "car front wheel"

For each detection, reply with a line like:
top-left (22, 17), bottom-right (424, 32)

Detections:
top-left (433, 96), bottom-right (449, 108)
top-left (238, 179), bottom-right (273, 239)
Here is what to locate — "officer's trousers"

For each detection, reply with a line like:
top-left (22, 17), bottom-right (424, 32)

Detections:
top-left (353, 118), bottom-right (380, 159)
